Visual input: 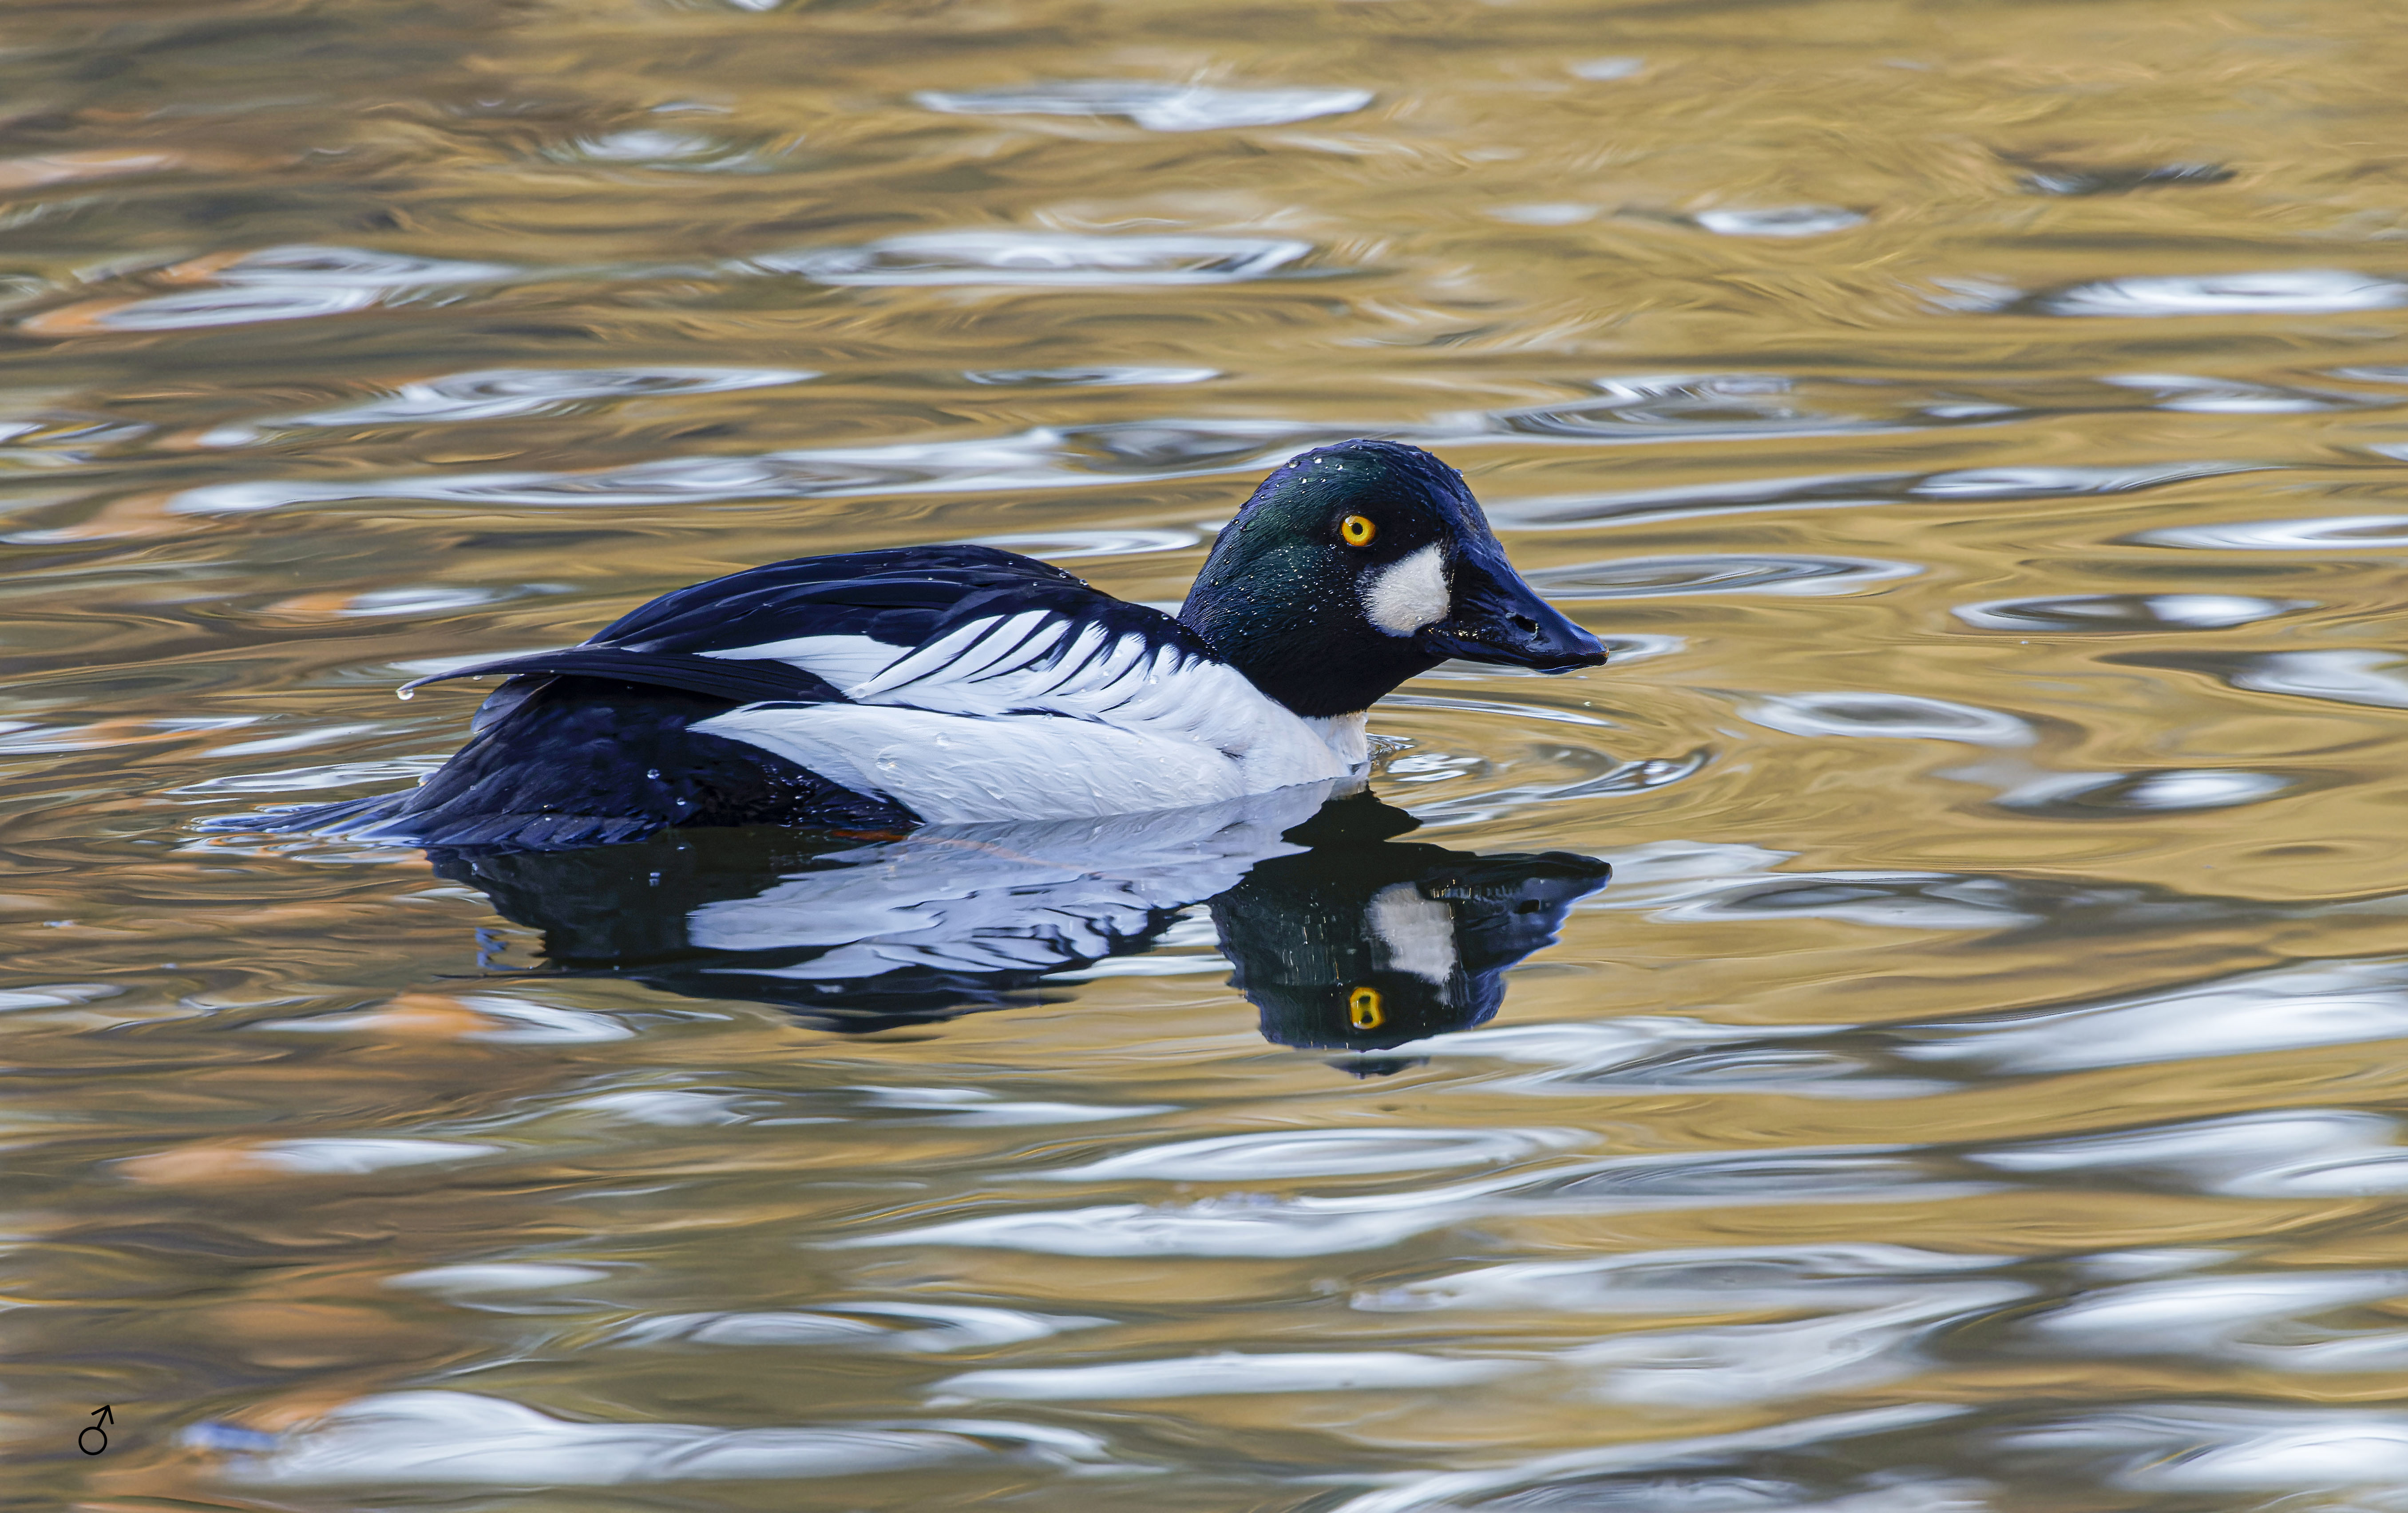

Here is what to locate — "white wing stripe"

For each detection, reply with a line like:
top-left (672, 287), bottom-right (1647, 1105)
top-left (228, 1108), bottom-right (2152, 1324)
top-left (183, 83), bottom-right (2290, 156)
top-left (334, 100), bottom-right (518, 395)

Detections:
top-left (899, 613), bottom-right (1037, 687)
top-left (1031, 623), bottom-right (1116, 695)
top-left (1082, 632), bottom-right (1151, 704)
top-left (841, 617), bottom-right (992, 697)
top-left (851, 612), bottom-right (1060, 698)
top-left (697, 633), bottom-right (905, 689)
top-left (949, 611), bottom-right (1060, 684)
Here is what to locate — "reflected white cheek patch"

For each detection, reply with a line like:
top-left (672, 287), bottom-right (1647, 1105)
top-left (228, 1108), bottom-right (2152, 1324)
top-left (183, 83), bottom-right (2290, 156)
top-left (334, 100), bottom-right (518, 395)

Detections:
top-left (1362, 544), bottom-right (1450, 635)
top-left (1367, 881), bottom-right (1457, 993)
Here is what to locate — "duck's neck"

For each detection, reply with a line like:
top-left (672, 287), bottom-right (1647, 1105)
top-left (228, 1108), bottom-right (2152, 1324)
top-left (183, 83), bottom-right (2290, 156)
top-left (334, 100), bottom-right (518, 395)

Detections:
top-left (1178, 576), bottom-right (1441, 720)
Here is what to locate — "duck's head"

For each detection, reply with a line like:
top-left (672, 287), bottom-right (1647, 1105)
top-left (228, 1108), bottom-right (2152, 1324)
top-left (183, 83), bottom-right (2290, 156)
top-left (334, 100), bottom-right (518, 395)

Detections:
top-left (1178, 440), bottom-right (1604, 718)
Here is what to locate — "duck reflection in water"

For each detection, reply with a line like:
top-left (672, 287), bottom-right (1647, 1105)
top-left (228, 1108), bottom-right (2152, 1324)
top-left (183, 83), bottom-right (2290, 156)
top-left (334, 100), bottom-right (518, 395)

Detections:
top-left (436, 781), bottom-right (1608, 1055)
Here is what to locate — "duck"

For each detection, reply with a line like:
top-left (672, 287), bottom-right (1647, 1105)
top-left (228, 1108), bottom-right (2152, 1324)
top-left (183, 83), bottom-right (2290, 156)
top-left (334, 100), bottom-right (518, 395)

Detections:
top-left (257, 439), bottom-right (1605, 851)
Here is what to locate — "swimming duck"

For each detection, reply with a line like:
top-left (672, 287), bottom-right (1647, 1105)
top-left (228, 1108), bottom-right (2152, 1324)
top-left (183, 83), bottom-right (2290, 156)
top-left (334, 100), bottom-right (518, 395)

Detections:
top-left (266, 439), bottom-right (1604, 850)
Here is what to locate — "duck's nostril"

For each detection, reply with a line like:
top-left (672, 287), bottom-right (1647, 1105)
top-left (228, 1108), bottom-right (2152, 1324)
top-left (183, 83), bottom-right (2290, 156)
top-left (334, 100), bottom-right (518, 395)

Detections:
top-left (1509, 614), bottom-right (1539, 635)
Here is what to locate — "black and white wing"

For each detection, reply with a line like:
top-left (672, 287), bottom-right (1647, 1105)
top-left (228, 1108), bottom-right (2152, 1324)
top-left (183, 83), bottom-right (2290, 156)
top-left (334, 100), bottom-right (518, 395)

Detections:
top-left (397, 544), bottom-right (1229, 730)
top-left (370, 543), bottom-right (1350, 832)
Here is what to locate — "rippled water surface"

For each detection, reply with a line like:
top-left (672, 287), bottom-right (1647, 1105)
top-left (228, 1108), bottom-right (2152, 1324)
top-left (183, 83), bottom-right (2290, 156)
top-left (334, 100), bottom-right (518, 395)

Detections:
top-left (20, 0), bottom-right (2408, 1507)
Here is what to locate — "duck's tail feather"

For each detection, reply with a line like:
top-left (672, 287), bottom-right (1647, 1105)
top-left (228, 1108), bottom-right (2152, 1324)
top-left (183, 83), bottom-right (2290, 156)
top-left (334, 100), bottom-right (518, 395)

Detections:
top-left (199, 676), bottom-right (915, 855)
top-left (399, 646), bottom-right (840, 705)
top-left (215, 791), bottom-right (404, 835)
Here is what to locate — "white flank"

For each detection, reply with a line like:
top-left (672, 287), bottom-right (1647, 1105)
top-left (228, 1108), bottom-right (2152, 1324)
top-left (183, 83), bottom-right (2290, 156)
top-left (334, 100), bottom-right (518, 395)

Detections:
top-left (1362, 543), bottom-right (1450, 635)
top-left (1368, 882), bottom-right (1458, 991)
top-left (696, 703), bottom-right (1295, 823)
top-left (693, 610), bottom-right (1369, 820)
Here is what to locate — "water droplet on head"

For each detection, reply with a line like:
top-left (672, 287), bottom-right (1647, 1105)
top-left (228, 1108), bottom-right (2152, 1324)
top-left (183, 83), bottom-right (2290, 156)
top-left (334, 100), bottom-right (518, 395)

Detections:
top-left (396, 688), bottom-right (414, 701)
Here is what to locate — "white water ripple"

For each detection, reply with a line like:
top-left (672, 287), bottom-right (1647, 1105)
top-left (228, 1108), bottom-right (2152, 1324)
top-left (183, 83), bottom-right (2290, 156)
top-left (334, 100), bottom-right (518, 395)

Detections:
top-left (613, 1301), bottom-right (1104, 1352)
top-left (1991, 768), bottom-right (2293, 815)
top-left (1360, 1244), bottom-right (2027, 1406)
top-left (165, 425), bottom-right (1317, 516)
top-left (756, 232), bottom-right (1315, 286)
top-left (2001, 1403), bottom-right (2408, 1492)
top-left (1530, 554), bottom-right (1918, 599)
top-left (1975, 1109), bottom-right (2408, 1197)
top-left (2136, 512), bottom-right (2408, 549)
top-left (1358, 1244), bottom-right (2014, 1316)
top-left (960, 527), bottom-right (1199, 559)
top-left (197, 1390), bottom-right (1117, 1487)
top-left (50, 245), bottom-right (516, 333)
top-left (2016, 1269), bottom-right (2408, 1364)
top-left (243, 1138), bottom-right (502, 1175)
top-left (205, 366), bottom-right (812, 442)
top-left (2226, 650), bottom-right (2408, 709)
top-left (1745, 691), bottom-right (2035, 746)
top-left (388, 1263), bottom-right (616, 1295)
top-left (1955, 593), bottom-right (2302, 631)
top-left (831, 1145), bottom-right (1991, 1258)
top-left (1032, 1126), bottom-right (1592, 1182)
top-left (1895, 957), bottom-right (2408, 1074)
top-left (1692, 205), bottom-right (1864, 238)
top-left (2038, 269), bottom-right (2408, 317)
top-left (932, 1350), bottom-right (1518, 1403)
top-left (1330, 1405), bottom-right (1967, 1513)
top-left (915, 80), bottom-right (1371, 132)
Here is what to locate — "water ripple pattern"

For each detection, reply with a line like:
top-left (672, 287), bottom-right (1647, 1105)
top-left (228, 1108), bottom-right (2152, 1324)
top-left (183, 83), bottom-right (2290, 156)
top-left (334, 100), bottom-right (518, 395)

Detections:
top-left (755, 232), bottom-right (1318, 287)
top-left (913, 80), bottom-right (1374, 132)
top-left (17, 1), bottom-right (2408, 1511)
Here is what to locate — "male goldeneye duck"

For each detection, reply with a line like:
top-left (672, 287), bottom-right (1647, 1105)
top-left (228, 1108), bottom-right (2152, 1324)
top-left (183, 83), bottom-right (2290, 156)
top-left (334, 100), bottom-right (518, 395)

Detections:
top-left (261, 439), bottom-right (1604, 850)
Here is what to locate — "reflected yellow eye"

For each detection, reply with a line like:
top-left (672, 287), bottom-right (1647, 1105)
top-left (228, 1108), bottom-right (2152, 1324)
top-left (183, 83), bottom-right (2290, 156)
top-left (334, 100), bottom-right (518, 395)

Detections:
top-left (1347, 986), bottom-right (1385, 1029)
top-left (1341, 514), bottom-right (1376, 547)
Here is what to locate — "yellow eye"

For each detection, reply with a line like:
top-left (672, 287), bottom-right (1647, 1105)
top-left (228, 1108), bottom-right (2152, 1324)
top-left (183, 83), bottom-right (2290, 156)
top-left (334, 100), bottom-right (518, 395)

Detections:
top-left (1347, 986), bottom-right (1385, 1030)
top-left (1340, 514), bottom-right (1376, 547)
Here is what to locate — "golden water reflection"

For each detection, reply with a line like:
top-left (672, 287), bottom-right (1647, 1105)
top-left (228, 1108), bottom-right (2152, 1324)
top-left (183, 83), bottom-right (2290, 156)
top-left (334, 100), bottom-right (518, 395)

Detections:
top-left (14, 0), bottom-right (2408, 1507)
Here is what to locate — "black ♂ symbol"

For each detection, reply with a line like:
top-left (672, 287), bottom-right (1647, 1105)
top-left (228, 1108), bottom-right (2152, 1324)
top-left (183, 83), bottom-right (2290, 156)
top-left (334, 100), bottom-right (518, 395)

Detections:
top-left (79, 1403), bottom-right (112, 1455)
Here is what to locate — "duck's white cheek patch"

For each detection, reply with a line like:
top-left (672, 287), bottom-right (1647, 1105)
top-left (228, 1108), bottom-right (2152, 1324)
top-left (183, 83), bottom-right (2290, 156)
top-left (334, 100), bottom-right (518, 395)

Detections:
top-left (1367, 882), bottom-right (1457, 995)
top-left (1362, 544), bottom-right (1450, 636)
